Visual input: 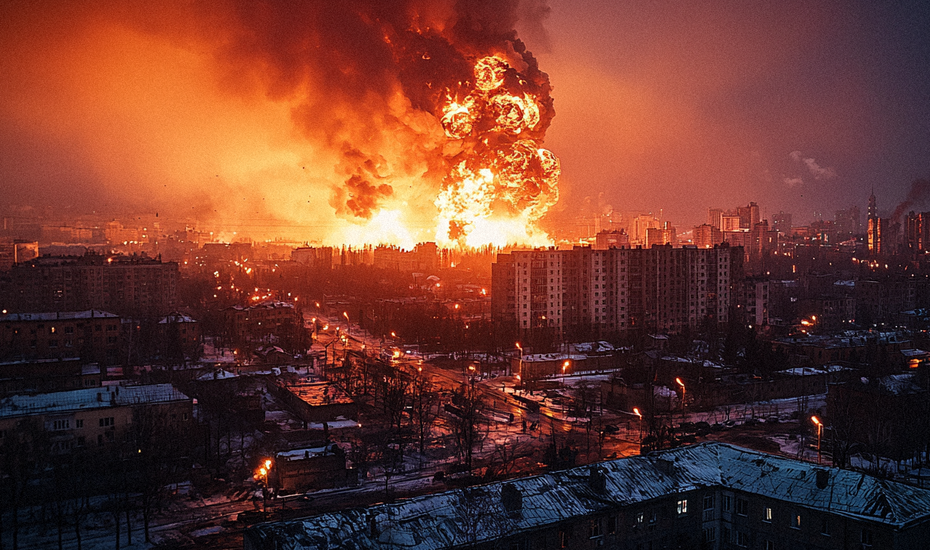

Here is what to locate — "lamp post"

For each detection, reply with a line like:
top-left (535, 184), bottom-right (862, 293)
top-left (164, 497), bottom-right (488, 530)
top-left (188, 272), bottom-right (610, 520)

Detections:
top-left (633, 407), bottom-right (643, 442)
top-left (515, 342), bottom-right (522, 378)
top-left (675, 377), bottom-right (686, 417)
top-left (255, 458), bottom-right (273, 513)
top-left (343, 311), bottom-right (350, 338)
top-left (562, 360), bottom-right (570, 385)
top-left (811, 416), bottom-right (823, 464)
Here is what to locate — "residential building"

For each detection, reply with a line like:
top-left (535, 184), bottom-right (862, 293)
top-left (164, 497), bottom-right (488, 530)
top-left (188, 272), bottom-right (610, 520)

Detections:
top-left (0, 310), bottom-right (121, 365)
top-left (492, 244), bottom-right (742, 338)
top-left (0, 384), bottom-right (192, 454)
top-left (244, 442), bottom-right (930, 550)
top-left (1, 253), bottom-right (178, 316)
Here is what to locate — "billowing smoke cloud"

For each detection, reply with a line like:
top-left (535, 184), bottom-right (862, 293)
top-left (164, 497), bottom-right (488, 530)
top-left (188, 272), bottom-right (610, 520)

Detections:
top-left (0, 0), bottom-right (557, 246)
top-left (891, 177), bottom-right (930, 223)
top-left (789, 150), bottom-right (837, 180)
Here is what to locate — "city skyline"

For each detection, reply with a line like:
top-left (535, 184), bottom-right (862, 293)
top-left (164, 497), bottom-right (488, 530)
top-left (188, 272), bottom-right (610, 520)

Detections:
top-left (1, 1), bottom-right (928, 246)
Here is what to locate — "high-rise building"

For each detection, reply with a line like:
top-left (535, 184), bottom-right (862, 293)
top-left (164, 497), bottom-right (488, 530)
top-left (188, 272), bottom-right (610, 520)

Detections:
top-left (491, 244), bottom-right (742, 337)
top-left (693, 224), bottom-right (722, 248)
top-left (1, 254), bottom-right (178, 316)
top-left (737, 202), bottom-right (761, 229)
top-left (771, 211), bottom-right (792, 235)
top-left (834, 206), bottom-right (861, 236)
top-left (868, 217), bottom-right (885, 256)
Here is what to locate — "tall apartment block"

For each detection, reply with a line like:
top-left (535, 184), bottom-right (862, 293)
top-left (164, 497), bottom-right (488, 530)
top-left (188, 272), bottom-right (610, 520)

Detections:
top-left (1, 254), bottom-right (178, 316)
top-left (492, 244), bottom-right (742, 338)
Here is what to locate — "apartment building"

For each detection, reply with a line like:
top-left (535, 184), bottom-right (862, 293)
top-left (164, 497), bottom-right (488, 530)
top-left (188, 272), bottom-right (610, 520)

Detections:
top-left (1, 253), bottom-right (178, 316)
top-left (0, 384), bottom-right (192, 454)
top-left (0, 310), bottom-right (121, 364)
top-left (245, 442), bottom-right (930, 550)
top-left (492, 244), bottom-right (742, 338)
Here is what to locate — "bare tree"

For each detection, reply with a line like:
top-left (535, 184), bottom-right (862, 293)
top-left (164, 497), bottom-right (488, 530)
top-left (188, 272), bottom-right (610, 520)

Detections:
top-left (409, 373), bottom-right (440, 457)
top-left (449, 381), bottom-right (488, 471)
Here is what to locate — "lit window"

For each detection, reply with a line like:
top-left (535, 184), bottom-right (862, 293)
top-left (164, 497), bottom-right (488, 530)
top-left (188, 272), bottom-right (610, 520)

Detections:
top-left (677, 499), bottom-right (688, 515)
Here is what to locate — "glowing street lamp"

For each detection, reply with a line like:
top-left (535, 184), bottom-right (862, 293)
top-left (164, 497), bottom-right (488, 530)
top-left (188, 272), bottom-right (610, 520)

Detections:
top-left (562, 360), bottom-right (570, 385)
top-left (254, 458), bottom-right (274, 512)
top-left (811, 416), bottom-right (824, 464)
top-left (633, 407), bottom-right (643, 441)
top-left (343, 311), bottom-right (350, 337)
top-left (515, 342), bottom-right (522, 377)
top-left (675, 377), bottom-right (686, 415)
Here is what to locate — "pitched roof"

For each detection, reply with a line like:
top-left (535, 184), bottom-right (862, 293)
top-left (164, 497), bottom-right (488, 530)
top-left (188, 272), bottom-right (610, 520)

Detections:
top-left (246, 442), bottom-right (930, 550)
top-left (0, 384), bottom-right (190, 419)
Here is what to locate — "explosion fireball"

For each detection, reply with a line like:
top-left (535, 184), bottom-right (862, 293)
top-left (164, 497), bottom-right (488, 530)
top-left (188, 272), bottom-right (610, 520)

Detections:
top-left (435, 56), bottom-right (560, 247)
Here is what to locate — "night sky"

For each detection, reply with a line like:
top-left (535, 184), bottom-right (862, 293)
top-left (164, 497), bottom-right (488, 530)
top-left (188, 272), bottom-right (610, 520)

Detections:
top-left (1, 0), bottom-right (928, 239)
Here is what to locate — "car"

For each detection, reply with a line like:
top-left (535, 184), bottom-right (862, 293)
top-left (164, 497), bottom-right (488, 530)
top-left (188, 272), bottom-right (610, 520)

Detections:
top-left (603, 424), bottom-right (620, 434)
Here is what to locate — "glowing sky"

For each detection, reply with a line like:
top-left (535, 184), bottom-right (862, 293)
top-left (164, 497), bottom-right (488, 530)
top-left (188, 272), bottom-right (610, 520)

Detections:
top-left (1, 0), bottom-right (928, 240)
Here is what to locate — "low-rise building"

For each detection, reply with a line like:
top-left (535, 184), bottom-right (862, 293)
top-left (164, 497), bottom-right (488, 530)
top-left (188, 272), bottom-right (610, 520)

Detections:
top-left (245, 442), bottom-right (930, 550)
top-left (0, 384), bottom-right (192, 455)
top-left (0, 310), bottom-right (121, 365)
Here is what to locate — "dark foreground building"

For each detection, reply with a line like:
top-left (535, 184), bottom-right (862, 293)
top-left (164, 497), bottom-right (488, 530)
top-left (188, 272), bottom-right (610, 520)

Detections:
top-left (244, 442), bottom-right (930, 550)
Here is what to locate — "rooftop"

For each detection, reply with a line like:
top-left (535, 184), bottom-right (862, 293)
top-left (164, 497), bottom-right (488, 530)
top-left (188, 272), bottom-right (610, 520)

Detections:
top-left (246, 442), bottom-right (930, 549)
top-left (0, 310), bottom-right (118, 323)
top-left (287, 383), bottom-right (355, 407)
top-left (0, 384), bottom-right (190, 419)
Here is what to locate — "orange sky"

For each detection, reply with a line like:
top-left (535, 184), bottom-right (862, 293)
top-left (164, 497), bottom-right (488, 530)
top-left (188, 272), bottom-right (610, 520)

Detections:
top-left (1, 0), bottom-right (928, 242)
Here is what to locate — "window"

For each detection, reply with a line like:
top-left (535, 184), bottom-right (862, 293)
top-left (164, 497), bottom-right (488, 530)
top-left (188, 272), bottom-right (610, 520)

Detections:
top-left (765, 541), bottom-right (775, 550)
top-left (703, 494), bottom-right (715, 521)
top-left (588, 520), bottom-right (601, 538)
top-left (861, 529), bottom-right (873, 546)
top-left (764, 506), bottom-right (772, 523)
top-left (722, 494), bottom-right (732, 513)
top-left (559, 529), bottom-right (569, 548)
top-left (702, 527), bottom-right (716, 544)
top-left (791, 513), bottom-right (801, 529)
top-left (51, 419), bottom-right (70, 431)
top-left (736, 531), bottom-right (749, 547)
top-left (635, 512), bottom-right (644, 529)
top-left (736, 497), bottom-right (748, 516)
top-left (677, 499), bottom-right (687, 515)
top-left (99, 417), bottom-right (114, 427)
top-left (607, 515), bottom-right (617, 534)
top-left (76, 419), bottom-right (83, 428)
top-left (703, 494), bottom-right (714, 510)
top-left (76, 436), bottom-right (85, 447)
top-left (721, 526), bottom-right (731, 544)
top-left (820, 518), bottom-right (830, 536)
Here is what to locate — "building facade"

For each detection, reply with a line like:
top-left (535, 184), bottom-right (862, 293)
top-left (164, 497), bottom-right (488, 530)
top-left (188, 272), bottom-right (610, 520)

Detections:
top-left (491, 245), bottom-right (742, 338)
top-left (1, 253), bottom-right (178, 316)
top-left (0, 310), bottom-right (121, 365)
top-left (245, 442), bottom-right (930, 550)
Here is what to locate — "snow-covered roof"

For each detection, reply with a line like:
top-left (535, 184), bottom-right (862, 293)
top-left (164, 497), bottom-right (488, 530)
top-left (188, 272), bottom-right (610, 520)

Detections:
top-left (0, 384), bottom-right (190, 419)
top-left (569, 341), bottom-right (616, 354)
top-left (521, 353), bottom-right (586, 363)
top-left (277, 443), bottom-right (339, 461)
top-left (777, 365), bottom-right (851, 376)
top-left (197, 369), bottom-right (237, 381)
top-left (246, 442), bottom-right (930, 549)
top-left (0, 310), bottom-right (117, 322)
top-left (159, 312), bottom-right (197, 324)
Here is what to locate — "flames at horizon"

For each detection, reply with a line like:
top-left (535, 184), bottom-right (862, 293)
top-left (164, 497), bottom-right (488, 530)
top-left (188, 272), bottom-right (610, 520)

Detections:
top-left (0, 1), bottom-right (560, 250)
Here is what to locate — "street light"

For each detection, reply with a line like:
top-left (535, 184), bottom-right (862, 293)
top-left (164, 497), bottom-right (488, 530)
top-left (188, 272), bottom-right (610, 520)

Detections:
top-left (343, 311), bottom-right (350, 337)
top-left (515, 342), bottom-right (522, 378)
top-left (675, 377), bottom-right (686, 416)
top-left (811, 416), bottom-right (823, 464)
top-left (562, 360), bottom-right (570, 385)
top-left (633, 407), bottom-right (643, 442)
top-left (254, 458), bottom-right (274, 513)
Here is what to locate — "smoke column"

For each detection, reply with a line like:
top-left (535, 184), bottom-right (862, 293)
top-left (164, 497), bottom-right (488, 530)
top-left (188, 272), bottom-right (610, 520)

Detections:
top-left (0, 0), bottom-right (559, 247)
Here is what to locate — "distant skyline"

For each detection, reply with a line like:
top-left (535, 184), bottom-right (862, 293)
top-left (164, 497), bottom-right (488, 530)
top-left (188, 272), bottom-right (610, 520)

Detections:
top-left (1, 1), bottom-right (928, 241)
top-left (532, 0), bottom-right (930, 229)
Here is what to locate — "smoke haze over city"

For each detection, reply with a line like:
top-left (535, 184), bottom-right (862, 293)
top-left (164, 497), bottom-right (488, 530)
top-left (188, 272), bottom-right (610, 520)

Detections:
top-left (1, 0), bottom-right (928, 243)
